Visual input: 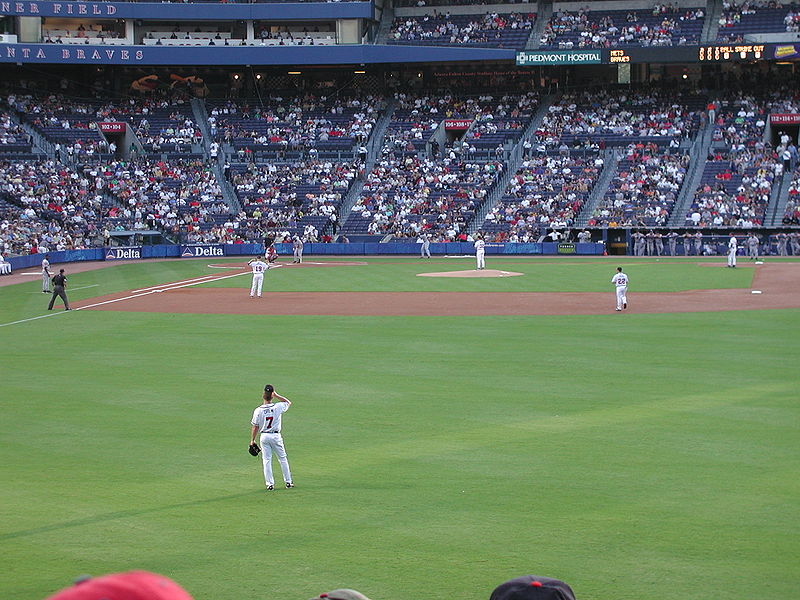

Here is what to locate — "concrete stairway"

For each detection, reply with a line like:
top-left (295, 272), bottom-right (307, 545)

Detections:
top-left (468, 94), bottom-right (556, 234)
top-left (766, 170), bottom-right (794, 227)
top-left (526, 0), bottom-right (552, 50)
top-left (575, 148), bottom-right (621, 227)
top-left (667, 123), bottom-right (715, 227)
top-left (327, 97), bottom-right (397, 237)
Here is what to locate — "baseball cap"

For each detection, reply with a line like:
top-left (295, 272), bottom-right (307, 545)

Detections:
top-left (309, 589), bottom-right (371, 600)
top-left (45, 570), bottom-right (194, 600)
top-left (489, 575), bottom-right (576, 600)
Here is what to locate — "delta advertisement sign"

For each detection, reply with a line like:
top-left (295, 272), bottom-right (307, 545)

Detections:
top-left (180, 244), bottom-right (224, 258)
top-left (105, 246), bottom-right (142, 261)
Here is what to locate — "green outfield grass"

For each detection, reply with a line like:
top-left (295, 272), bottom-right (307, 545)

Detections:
top-left (2, 257), bottom-right (798, 600)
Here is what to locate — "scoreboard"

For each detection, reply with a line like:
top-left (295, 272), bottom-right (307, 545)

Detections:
top-left (517, 43), bottom-right (800, 66)
top-left (698, 44), bottom-right (765, 61)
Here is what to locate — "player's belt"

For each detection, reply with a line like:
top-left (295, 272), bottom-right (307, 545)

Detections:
top-left (262, 430), bottom-right (280, 434)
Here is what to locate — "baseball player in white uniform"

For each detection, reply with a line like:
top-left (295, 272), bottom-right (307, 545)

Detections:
top-left (247, 256), bottom-right (268, 297)
top-left (611, 267), bottom-right (628, 311)
top-left (727, 233), bottom-right (738, 268)
top-left (474, 237), bottom-right (486, 270)
top-left (292, 236), bottom-right (303, 263)
top-left (249, 384), bottom-right (294, 491)
top-left (41, 254), bottom-right (51, 293)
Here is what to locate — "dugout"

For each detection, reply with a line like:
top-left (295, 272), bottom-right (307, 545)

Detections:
top-left (108, 230), bottom-right (168, 246)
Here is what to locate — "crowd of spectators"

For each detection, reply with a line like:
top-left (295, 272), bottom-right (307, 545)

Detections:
top-left (784, 166), bottom-right (800, 224)
top-left (590, 146), bottom-right (688, 228)
top-left (716, 1), bottom-right (800, 42)
top-left (5, 92), bottom-right (201, 158)
top-left (482, 153), bottom-right (602, 241)
top-left (389, 11), bottom-right (534, 47)
top-left (351, 156), bottom-right (502, 240)
top-left (536, 89), bottom-right (702, 147)
top-left (0, 160), bottom-right (104, 255)
top-left (43, 24), bottom-right (124, 45)
top-left (208, 94), bottom-right (381, 157)
top-left (101, 159), bottom-right (225, 238)
top-left (540, 4), bottom-right (704, 48)
top-left (0, 112), bottom-right (31, 147)
top-left (685, 147), bottom-right (779, 227)
top-left (229, 160), bottom-right (359, 243)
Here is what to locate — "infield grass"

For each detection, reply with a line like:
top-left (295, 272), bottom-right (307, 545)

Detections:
top-left (1, 257), bottom-right (798, 600)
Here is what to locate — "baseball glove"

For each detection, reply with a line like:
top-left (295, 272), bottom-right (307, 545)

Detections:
top-left (248, 443), bottom-right (261, 457)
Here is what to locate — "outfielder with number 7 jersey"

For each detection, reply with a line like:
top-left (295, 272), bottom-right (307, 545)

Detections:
top-left (250, 384), bottom-right (294, 491)
top-left (611, 267), bottom-right (628, 312)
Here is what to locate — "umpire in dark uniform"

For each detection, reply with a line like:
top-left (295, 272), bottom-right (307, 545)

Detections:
top-left (47, 268), bottom-right (71, 311)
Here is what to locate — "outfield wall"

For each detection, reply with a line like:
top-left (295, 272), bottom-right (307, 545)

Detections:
top-left (4, 242), bottom-right (605, 270)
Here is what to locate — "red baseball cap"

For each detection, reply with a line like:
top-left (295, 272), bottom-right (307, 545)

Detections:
top-left (45, 571), bottom-right (193, 600)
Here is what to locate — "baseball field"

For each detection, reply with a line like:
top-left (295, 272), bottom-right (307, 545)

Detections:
top-left (1, 256), bottom-right (798, 600)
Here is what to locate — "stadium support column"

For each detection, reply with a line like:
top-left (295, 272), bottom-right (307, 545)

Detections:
top-left (246, 21), bottom-right (254, 45)
top-left (337, 19), bottom-right (361, 44)
top-left (17, 17), bottom-right (40, 43)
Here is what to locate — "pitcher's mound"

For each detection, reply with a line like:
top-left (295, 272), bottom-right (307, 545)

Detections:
top-left (417, 269), bottom-right (524, 278)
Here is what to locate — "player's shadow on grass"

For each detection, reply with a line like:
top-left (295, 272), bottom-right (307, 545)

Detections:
top-left (0, 491), bottom-right (260, 541)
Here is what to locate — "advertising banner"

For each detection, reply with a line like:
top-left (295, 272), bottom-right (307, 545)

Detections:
top-left (105, 246), bottom-right (142, 261)
top-left (180, 244), bottom-right (225, 258)
top-left (516, 50), bottom-right (602, 66)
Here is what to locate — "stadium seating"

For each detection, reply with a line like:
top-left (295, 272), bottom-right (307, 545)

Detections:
top-left (541, 6), bottom-right (705, 48)
top-left (683, 149), bottom-right (777, 227)
top-left (229, 160), bottom-right (359, 242)
top-left (592, 148), bottom-right (688, 227)
top-left (388, 11), bottom-right (535, 49)
top-left (717, 4), bottom-right (798, 42)
top-left (481, 152), bottom-right (602, 240)
top-left (208, 95), bottom-right (381, 161)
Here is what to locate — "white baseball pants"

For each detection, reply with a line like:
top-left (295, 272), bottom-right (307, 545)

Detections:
top-left (727, 248), bottom-right (737, 267)
top-left (615, 285), bottom-right (627, 310)
top-left (259, 432), bottom-right (292, 487)
top-left (250, 273), bottom-right (263, 297)
top-left (42, 272), bottom-right (51, 292)
top-left (476, 250), bottom-right (485, 269)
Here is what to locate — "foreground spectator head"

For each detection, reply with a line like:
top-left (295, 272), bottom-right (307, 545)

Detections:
top-left (490, 575), bottom-right (576, 600)
top-left (309, 590), bottom-right (371, 600)
top-left (45, 571), bottom-right (193, 600)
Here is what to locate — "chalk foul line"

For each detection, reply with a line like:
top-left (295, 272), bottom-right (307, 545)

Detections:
top-left (0, 272), bottom-right (248, 327)
top-left (78, 271), bottom-right (249, 311)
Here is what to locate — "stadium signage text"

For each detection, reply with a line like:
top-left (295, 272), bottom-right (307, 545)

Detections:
top-left (0, 1), bottom-right (116, 15)
top-left (444, 119), bottom-right (473, 130)
top-left (105, 247), bottom-right (142, 261)
top-left (180, 245), bottom-right (224, 258)
top-left (0, 0), bottom-right (372, 19)
top-left (3, 45), bottom-right (143, 61)
top-left (516, 50), bottom-right (602, 66)
top-left (98, 121), bottom-right (126, 133)
top-left (770, 113), bottom-right (800, 125)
